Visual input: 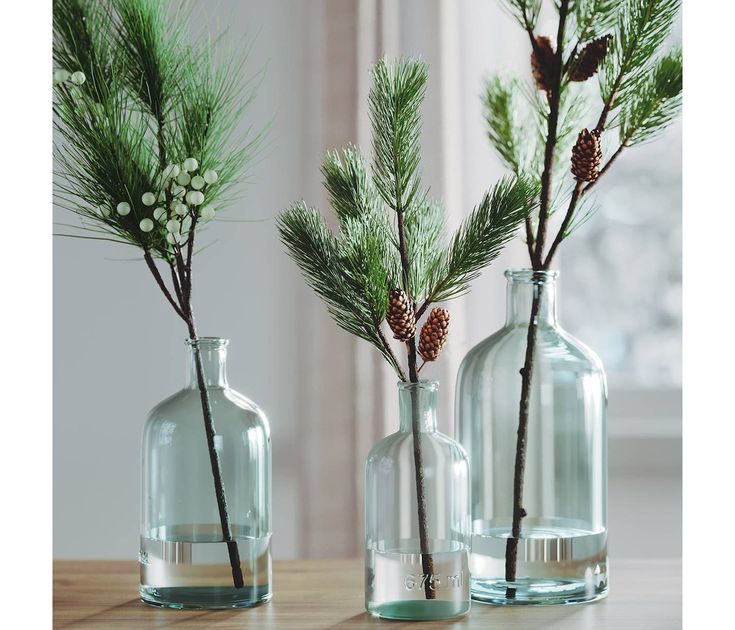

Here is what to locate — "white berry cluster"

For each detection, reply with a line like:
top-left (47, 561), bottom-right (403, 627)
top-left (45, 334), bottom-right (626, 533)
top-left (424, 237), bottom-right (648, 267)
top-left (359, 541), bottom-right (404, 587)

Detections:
top-left (96, 158), bottom-right (218, 249)
top-left (54, 69), bottom-right (86, 85)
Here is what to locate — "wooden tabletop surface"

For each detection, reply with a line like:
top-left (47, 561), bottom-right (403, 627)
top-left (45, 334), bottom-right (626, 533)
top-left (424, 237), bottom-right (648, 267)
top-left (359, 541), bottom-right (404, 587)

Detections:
top-left (54, 558), bottom-right (681, 629)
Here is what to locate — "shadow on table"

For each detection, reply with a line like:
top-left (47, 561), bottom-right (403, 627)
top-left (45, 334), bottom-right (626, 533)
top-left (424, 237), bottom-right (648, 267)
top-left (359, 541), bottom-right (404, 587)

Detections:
top-left (325, 603), bottom-right (600, 629)
top-left (57, 599), bottom-right (247, 628)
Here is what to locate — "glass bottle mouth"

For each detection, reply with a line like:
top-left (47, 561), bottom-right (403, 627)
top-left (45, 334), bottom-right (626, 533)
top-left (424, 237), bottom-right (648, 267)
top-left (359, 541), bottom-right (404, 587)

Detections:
top-left (397, 380), bottom-right (439, 392)
top-left (185, 337), bottom-right (229, 349)
top-left (505, 268), bottom-right (559, 284)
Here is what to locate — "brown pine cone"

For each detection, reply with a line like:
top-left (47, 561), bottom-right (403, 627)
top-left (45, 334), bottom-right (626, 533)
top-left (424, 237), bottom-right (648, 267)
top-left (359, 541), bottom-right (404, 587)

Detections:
top-left (386, 288), bottom-right (416, 342)
top-left (531, 36), bottom-right (557, 98)
top-left (569, 35), bottom-right (613, 82)
top-left (418, 307), bottom-right (450, 362)
top-left (571, 129), bottom-right (602, 182)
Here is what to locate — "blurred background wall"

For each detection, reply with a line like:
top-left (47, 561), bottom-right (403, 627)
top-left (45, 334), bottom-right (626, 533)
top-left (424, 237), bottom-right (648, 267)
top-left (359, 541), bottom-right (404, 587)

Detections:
top-left (54, 0), bottom-right (681, 561)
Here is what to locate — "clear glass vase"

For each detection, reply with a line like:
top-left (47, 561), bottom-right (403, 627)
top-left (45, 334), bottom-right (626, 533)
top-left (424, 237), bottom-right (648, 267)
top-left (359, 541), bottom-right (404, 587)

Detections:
top-left (365, 380), bottom-right (471, 620)
top-left (455, 269), bottom-right (608, 605)
top-left (139, 337), bottom-right (272, 609)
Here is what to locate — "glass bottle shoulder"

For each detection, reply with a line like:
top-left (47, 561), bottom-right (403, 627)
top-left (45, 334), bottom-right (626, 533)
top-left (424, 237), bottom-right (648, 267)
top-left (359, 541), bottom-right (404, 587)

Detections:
top-left (143, 385), bottom-right (270, 438)
top-left (458, 323), bottom-right (605, 378)
top-left (366, 430), bottom-right (468, 468)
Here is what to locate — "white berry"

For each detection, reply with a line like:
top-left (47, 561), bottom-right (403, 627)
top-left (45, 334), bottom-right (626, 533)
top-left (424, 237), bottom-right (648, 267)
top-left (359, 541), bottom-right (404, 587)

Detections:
top-left (183, 157), bottom-right (199, 172)
top-left (203, 169), bottom-right (218, 184)
top-left (54, 69), bottom-right (71, 83)
top-left (176, 172), bottom-right (191, 186)
top-left (116, 202), bottom-right (131, 216)
top-left (200, 205), bottom-right (216, 221)
top-left (174, 203), bottom-right (188, 216)
top-left (181, 216), bottom-right (193, 233)
top-left (190, 175), bottom-right (205, 190)
top-left (163, 164), bottom-right (180, 179)
top-left (71, 71), bottom-right (86, 85)
top-left (166, 219), bottom-right (180, 233)
top-left (141, 192), bottom-right (156, 206)
top-left (171, 184), bottom-right (185, 197)
top-left (139, 218), bottom-right (154, 232)
top-left (186, 190), bottom-right (204, 205)
top-left (153, 207), bottom-right (166, 221)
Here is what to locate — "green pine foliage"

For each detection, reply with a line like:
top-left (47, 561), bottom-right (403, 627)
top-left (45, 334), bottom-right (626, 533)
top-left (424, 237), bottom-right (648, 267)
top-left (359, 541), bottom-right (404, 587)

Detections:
top-left (53, 0), bottom-right (260, 262)
top-left (483, 0), bottom-right (682, 251)
top-left (279, 58), bottom-right (536, 379)
top-left (618, 48), bottom-right (682, 146)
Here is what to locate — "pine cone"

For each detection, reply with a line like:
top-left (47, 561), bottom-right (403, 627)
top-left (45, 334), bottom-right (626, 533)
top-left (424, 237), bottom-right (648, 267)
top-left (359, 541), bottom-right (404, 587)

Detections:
top-left (386, 288), bottom-right (416, 342)
top-left (571, 129), bottom-right (602, 182)
top-left (569, 35), bottom-right (612, 82)
top-left (531, 36), bottom-right (557, 97)
top-left (418, 307), bottom-right (450, 362)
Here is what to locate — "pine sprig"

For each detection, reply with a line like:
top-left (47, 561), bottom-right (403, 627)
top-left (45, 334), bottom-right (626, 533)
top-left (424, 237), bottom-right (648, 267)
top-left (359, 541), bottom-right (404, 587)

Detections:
top-left (571, 0), bottom-right (618, 44)
top-left (53, 0), bottom-right (113, 104)
top-left (425, 176), bottom-right (539, 304)
top-left (322, 146), bottom-right (381, 225)
top-left (502, 0), bottom-right (542, 31)
top-left (280, 58), bottom-right (532, 379)
top-left (405, 199), bottom-right (445, 301)
top-left (483, 76), bottom-right (526, 174)
top-left (600, 0), bottom-right (681, 109)
top-left (277, 202), bottom-right (402, 377)
top-left (53, 0), bottom-right (260, 254)
top-left (618, 48), bottom-right (682, 147)
top-left (111, 0), bottom-right (183, 129)
top-left (369, 58), bottom-right (428, 215)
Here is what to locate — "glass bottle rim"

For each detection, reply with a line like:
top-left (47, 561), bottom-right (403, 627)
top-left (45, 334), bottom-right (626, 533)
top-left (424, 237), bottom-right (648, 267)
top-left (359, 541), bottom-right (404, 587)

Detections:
top-left (397, 379), bottom-right (439, 392)
top-left (505, 268), bottom-right (559, 283)
top-left (185, 337), bottom-right (229, 349)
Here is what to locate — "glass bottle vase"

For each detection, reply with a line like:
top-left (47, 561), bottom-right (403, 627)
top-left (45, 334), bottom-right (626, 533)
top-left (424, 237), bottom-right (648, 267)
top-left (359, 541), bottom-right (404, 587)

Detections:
top-left (455, 270), bottom-right (608, 605)
top-left (365, 380), bottom-right (471, 620)
top-left (139, 337), bottom-right (272, 609)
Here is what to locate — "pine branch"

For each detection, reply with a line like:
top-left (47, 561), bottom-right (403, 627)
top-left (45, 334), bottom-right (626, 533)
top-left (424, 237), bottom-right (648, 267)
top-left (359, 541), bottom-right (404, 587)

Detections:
top-left (369, 57), bottom-right (427, 217)
top-left (277, 203), bottom-right (404, 379)
top-left (572, 0), bottom-right (618, 46)
top-left (617, 48), bottom-right (682, 147)
top-left (597, 0), bottom-right (680, 131)
top-left (421, 176), bottom-right (538, 308)
top-left (483, 76), bottom-right (525, 174)
top-left (501, 0), bottom-right (542, 32)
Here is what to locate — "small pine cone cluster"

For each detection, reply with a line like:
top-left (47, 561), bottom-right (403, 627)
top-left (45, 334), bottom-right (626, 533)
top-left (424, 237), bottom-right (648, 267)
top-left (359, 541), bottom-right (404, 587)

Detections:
top-left (531, 36), bottom-right (557, 98)
top-left (386, 288), bottom-right (416, 342)
top-left (571, 129), bottom-right (602, 182)
top-left (569, 35), bottom-right (613, 82)
top-left (418, 308), bottom-right (450, 362)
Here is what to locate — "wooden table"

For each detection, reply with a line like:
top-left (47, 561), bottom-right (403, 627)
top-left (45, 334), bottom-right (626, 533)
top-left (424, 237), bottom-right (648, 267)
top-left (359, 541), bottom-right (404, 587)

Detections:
top-left (54, 558), bottom-right (681, 629)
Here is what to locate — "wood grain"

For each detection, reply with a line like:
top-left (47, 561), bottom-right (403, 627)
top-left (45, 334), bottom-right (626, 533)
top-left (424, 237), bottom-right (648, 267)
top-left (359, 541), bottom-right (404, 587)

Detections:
top-left (54, 558), bottom-right (681, 629)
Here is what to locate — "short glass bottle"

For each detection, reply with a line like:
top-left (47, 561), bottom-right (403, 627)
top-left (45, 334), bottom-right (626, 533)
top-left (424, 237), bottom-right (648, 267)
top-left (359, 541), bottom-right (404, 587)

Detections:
top-left (140, 337), bottom-right (272, 609)
top-left (365, 380), bottom-right (471, 620)
top-left (455, 270), bottom-right (608, 605)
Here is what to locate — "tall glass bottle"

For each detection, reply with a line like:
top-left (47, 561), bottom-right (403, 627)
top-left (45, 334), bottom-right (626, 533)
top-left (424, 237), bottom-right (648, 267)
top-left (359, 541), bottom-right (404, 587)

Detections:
top-left (455, 270), bottom-right (607, 605)
top-left (365, 380), bottom-right (471, 620)
top-left (140, 338), bottom-right (271, 609)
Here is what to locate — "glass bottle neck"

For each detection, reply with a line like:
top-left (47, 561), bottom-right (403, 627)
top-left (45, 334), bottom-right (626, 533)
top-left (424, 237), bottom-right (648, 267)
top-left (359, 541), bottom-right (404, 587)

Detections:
top-left (398, 381), bottom-right (438, 433)
top-left (505, 269), bottom-right (559, 327)
top-left (187, 338), bottom-right (229, 389)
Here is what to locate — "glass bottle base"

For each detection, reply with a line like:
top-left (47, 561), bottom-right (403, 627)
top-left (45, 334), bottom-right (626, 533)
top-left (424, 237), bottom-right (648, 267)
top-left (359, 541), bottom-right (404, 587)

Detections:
top-left (139, 530), bottom-right (271, 610)
top-left (471, 577), bottom-right (607, 606)
top-left (365, 546), bottom-right (470, 620)
top-left (367, 599), bottom-right (469, 620)
top-left (469, 521), bottom-right (608, 605)
top-left (140, 585), bottom-right (271, 609)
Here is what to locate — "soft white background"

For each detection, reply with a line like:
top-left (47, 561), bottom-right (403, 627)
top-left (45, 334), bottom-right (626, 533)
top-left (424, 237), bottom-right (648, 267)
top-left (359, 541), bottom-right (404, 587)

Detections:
top-left (53, 0), bottom-right (681, 562)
